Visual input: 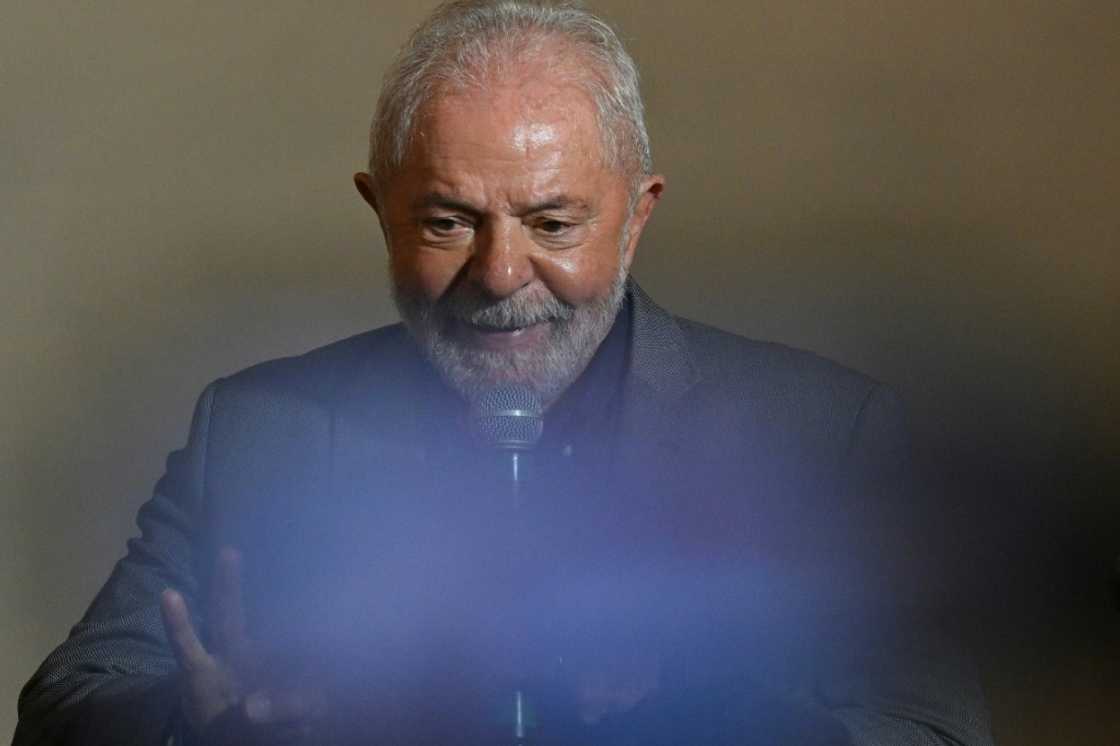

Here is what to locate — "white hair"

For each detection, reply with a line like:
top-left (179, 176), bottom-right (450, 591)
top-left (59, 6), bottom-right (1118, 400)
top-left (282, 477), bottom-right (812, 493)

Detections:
top-left (368, 0), bottom-right (652, 191)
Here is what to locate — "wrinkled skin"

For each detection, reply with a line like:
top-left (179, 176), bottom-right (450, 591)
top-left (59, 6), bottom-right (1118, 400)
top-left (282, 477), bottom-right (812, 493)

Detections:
top-left (355, 73), bottom-right (664, 405)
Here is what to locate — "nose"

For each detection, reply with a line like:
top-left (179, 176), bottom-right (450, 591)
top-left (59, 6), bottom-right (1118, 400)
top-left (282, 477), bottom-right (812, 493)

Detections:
top-left (467, 219), bottom-right (534, 299)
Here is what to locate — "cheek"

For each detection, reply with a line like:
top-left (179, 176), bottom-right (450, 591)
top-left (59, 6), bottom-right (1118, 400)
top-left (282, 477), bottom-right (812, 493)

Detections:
top-left (390, 248), bottom-right (466, 302)
top-left (533, 245), bottom-right (622, 306)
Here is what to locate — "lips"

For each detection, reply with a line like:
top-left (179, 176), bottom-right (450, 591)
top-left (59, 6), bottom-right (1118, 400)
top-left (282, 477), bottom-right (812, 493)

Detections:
top-left (469, 322), bottom-right (526, 333)
top-left (454, 319), bottom-right (551, 352)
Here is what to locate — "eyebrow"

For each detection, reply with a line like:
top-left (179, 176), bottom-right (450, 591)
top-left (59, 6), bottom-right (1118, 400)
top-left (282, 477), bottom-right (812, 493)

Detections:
top-left (411, 192), bottom-right (482, 215)
top-left (517, 196), bottom-right (592, 214)
top-left (410, 191), bottom-right (591, 216)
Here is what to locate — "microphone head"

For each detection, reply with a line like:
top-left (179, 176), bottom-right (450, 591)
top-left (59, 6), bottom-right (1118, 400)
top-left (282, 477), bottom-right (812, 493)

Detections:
top-left (469, 385), bottom-right (544, 451)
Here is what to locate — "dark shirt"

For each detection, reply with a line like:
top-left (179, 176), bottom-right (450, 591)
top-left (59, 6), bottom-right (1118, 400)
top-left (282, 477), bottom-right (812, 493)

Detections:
top-left (540, 292), bottom-right (631, 457)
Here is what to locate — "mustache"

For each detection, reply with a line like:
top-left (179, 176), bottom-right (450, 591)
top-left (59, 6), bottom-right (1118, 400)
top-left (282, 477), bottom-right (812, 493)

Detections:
top-left (439, 286), bottom-right (576, 330)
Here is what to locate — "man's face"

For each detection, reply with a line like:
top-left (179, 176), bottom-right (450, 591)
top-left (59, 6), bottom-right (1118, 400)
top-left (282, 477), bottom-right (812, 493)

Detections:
top-left (357, 73), bottom-right (663, 405)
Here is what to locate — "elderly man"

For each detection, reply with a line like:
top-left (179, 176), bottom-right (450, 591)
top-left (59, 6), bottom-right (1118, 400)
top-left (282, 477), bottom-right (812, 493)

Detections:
top-left (16, 1), bottom-right (992, 745)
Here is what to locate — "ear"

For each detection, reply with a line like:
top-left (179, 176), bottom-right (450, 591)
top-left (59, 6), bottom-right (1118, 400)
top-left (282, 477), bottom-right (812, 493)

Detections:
top-left (621, 174), bottom-right (666, 271)
top-left (354, 172), bottom-right (393, 250)
top-left (353, 172), bottom-right (379, 212)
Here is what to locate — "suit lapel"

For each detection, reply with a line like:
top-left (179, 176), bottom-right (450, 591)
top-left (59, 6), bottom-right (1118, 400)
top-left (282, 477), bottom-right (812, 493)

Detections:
top-left (329, 326), bottom-right (436, 512)
top-left (612, 281), bottom-right (702, 494)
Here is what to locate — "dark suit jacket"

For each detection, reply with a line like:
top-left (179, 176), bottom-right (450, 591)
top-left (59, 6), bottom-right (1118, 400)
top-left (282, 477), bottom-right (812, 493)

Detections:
top-left (14, 283), bottom-right (992, 745)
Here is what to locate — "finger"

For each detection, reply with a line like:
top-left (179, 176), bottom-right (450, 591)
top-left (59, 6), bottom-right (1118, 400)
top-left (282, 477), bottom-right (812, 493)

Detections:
top-left (160, 588), bottom-right (212, 672)
top-left (211, 546), bottom-right (248, 655)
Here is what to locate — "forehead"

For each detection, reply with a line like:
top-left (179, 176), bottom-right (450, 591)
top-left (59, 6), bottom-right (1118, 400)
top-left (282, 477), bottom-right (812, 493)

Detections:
top-left (399, 77), bottom-right (611, 201)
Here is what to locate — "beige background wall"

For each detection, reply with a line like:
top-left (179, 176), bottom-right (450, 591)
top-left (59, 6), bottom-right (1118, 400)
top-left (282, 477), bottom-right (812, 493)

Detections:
top-left (3, 1), bottom-right (1117, 743)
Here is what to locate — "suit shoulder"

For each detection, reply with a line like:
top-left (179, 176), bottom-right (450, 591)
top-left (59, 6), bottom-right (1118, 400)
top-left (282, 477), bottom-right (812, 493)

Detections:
top-left (674, 316), bottom-right (882, 406)
top-left (669, 316), bottom-right (905, 487)
top-left (212, 323), bottom-right (411, 403)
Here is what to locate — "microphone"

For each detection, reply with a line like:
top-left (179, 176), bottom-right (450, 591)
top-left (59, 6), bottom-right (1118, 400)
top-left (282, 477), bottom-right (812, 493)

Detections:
top-left (469, 385), bottom-right (544, 505)
top-left (470, 386), bottom-right (545, 744)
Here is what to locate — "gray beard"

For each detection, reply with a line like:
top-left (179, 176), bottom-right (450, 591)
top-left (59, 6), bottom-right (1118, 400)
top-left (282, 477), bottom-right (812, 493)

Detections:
top-left (393, 263), bottom-right (629, 406)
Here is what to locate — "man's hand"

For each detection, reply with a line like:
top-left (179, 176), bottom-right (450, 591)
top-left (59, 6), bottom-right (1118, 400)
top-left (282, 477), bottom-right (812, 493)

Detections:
top-left (159, 548), bottom-right (327, 744)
